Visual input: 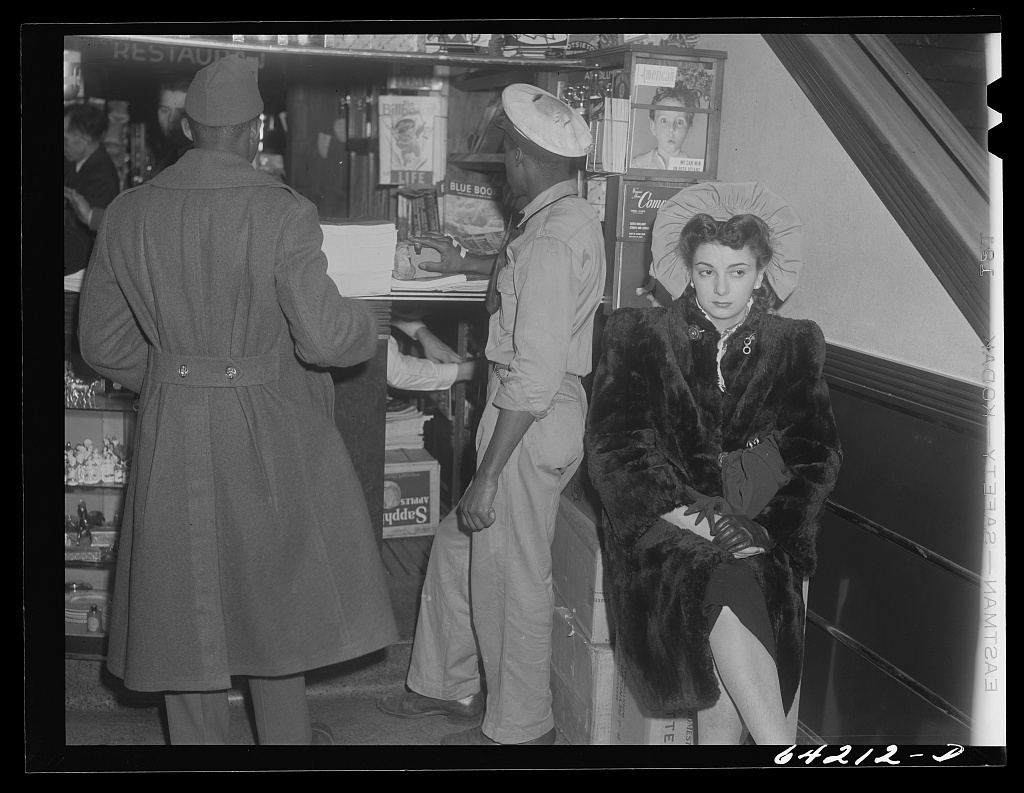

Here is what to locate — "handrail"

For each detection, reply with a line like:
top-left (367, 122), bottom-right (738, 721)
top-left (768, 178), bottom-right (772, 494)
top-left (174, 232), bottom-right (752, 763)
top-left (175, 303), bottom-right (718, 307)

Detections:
top-left (852, 33), bottom-right (989, 200)
top-left (825, 501), bottom-right (980, 587)
top-left (806, 610), bottom-right (972, 729)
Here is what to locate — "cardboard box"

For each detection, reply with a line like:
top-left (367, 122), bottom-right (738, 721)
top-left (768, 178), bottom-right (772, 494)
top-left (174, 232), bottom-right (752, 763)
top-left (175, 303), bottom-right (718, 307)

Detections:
top-left (560, 460), bottom-right (604, 527)
top-left (612, 660), bottom-right (695, 746)
top-left (551, 606), bottom-right (697, 745)
top-left (551, 606), bottom-right (615, 745)
top-left (552, 494), bottom-right (614, 645)
top-left (383, 448), bottom-right (440, 539)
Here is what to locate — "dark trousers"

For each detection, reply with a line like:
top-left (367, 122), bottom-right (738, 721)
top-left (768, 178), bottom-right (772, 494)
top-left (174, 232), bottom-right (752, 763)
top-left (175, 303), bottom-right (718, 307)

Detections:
top-left (164, 673), bottom-right (312, 745)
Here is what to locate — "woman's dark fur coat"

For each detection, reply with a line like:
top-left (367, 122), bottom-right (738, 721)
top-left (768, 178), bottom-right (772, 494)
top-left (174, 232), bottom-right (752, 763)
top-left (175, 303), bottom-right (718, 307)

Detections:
top-left (585, 285), bottom-right (841, 714)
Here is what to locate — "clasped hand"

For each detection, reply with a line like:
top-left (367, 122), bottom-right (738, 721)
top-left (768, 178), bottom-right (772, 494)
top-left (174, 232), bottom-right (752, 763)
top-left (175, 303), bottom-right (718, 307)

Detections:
top-left (709, 514), bottom-right (775, 555)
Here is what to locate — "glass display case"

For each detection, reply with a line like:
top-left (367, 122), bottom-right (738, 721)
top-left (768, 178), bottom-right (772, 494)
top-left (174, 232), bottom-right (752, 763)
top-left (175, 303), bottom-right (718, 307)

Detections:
top-left (582, 43), bottom-right (727, 182)
top-left (64, 354), bottom-right (136, 659)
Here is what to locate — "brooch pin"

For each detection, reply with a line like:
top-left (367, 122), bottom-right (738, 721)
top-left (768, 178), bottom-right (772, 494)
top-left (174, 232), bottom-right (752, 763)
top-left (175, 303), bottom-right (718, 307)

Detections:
top-left (742, 333), bottom-right (756, 354)
top-left (686, 324), bottom-right (704, 340)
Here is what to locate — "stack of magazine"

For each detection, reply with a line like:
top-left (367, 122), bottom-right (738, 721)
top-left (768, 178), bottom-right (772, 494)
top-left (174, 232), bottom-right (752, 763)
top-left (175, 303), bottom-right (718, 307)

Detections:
top-left (320, 219), bottom-right (397, 297)
top-left (385, 397), bottom-right (430, 450)
top-left (390, 272), bottom-right (489, 293)
top-left (397, 186), bottom-right (441, 242)
top-left (586, 97), bottom-right (629, 175)
top-left (391, 239), bottom-right (489, 293)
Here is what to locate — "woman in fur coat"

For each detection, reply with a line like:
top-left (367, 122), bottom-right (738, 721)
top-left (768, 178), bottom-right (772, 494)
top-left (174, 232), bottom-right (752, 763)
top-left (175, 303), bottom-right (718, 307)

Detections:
top-left (585, 195), bottom-right (841, 745)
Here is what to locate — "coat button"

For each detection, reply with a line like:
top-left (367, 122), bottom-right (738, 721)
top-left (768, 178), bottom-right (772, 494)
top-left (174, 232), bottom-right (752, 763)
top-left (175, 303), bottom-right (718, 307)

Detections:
top-left (178, 365), bottom-right (189, 378)
top-left (225, 365), bottom-right (238, 380)
top-left (686, 324), bottom-right (704, 340)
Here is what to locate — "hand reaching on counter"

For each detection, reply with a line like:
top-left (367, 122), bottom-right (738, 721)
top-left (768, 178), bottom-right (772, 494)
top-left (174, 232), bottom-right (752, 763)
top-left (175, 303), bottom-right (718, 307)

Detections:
top-left (408, 232), bottom-right (493, 277)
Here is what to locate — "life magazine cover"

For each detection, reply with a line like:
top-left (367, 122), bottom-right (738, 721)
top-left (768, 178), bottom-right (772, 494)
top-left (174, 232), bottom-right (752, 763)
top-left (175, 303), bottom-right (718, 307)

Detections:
top-left (379, 95), bottom-right (443, 186)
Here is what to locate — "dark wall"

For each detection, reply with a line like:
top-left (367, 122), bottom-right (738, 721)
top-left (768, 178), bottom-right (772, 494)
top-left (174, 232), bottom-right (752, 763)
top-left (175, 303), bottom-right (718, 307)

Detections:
top-left (800, 353), bottom-right (987, 744)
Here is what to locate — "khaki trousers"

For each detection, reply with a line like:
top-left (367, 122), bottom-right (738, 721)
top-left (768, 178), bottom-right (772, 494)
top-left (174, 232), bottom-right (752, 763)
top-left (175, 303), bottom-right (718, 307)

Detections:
top-left (407, 370), bottom-right (586, 743)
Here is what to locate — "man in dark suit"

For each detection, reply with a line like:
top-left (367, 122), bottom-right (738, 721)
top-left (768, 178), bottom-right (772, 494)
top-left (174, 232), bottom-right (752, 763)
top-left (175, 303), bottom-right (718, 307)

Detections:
top-left (64, 102), bottom-right (120, 276)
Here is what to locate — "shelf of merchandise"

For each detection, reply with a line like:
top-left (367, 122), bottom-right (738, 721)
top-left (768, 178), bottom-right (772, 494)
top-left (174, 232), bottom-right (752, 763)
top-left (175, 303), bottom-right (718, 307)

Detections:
top-left (65, 372), bottom-right (136, 661)
top-left (65, 33), bottom-right (586, 544)
top-left (81, 34), bottom-right (590, 70)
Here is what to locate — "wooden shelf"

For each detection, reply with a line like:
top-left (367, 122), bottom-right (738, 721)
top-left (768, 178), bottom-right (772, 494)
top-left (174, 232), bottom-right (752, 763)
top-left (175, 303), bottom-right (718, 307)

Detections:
top-left (447, 152), bottom-right (505, 172)
top-left (65, 394), bottom-right (137, 413)
top-left (65, 632), bottom-right (109, 660)
top-left (65, 558), bottom-right (117, 569)
top-left (66, 483), bottom-right (128, 492)
top-left (82, 34), bottom-right (591, 70)
top-left (352, 292), bottom-right (487, 303)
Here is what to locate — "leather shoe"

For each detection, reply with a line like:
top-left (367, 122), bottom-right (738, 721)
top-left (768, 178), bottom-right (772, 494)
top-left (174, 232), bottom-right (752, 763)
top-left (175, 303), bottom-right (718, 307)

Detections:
top-left (440, 726), bottom-right (556, 745)
top-left (376, 690), bottom-right (483, 725)
top-left (310, 722), bottom-right (335, 745)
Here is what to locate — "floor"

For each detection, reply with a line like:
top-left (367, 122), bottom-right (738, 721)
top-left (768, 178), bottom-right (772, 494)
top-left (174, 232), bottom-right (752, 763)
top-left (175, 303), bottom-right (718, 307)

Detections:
top-left (60, 537), bottom-right (577, 758)
top-left (56, 535), bottom-right (817, 768)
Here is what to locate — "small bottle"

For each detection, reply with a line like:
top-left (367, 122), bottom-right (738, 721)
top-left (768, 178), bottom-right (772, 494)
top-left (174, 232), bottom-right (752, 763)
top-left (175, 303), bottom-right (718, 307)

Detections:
top-left (87, 604), bottom-right (101, 633)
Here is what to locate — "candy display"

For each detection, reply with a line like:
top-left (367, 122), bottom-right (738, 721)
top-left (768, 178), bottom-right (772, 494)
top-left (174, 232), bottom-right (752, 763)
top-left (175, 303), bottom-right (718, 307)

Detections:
top-left (65, 436), bottom-right (129, 486)
top-left (64, 359), bottom-right (103, 409)
top-left (65, 500), bottom-right (118, 562)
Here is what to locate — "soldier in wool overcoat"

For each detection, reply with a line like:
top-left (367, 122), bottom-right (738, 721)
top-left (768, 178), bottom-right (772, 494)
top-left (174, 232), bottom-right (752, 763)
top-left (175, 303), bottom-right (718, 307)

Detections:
top-left (79, 56), bottom-right (398, 745)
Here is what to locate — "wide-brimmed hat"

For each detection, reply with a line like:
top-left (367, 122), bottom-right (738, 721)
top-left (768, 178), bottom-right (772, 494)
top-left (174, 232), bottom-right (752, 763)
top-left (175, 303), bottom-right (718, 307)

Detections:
top-left (185, 55), bottom-right (264, 126)
top-left (649, 181), bottom-right (803, 302)
top-left (493, 83), bottom-right (591, 162)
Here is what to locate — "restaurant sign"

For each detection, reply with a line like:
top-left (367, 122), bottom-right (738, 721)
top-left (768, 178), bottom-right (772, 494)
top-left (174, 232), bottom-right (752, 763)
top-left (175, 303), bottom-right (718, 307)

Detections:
top-left (83, 38), bottom-right (267, 69)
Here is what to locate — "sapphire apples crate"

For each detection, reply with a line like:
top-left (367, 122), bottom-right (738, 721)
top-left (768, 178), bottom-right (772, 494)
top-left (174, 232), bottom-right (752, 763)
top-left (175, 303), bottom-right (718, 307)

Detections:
top-left (383, 449), bottom-right (440, 539)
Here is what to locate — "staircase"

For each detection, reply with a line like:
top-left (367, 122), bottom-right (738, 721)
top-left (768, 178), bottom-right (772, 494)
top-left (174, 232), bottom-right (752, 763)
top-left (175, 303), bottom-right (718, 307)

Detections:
top-left (885, 33), bottom-right (989, 150)
top-left (764, 32), bottom-right (993, 341)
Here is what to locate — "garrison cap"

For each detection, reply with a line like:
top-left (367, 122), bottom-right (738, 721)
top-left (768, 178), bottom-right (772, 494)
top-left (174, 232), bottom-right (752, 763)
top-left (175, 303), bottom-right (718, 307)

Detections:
top-left (185, 55), bottom-right (264, 126)
top-left (493, 83), bottom-right (591, 162)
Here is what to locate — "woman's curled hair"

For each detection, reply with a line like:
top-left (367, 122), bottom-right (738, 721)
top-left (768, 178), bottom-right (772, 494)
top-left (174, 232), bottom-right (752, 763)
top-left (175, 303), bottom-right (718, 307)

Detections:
top-left (677, 213), bottom-right (774, 270)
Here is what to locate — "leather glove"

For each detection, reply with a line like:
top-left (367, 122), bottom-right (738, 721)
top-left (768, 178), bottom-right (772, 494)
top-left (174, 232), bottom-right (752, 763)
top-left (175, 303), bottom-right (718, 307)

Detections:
top-left (711, 514), bottom-right (775, 554)
top-left (682, 487), bottom-right (726, 530)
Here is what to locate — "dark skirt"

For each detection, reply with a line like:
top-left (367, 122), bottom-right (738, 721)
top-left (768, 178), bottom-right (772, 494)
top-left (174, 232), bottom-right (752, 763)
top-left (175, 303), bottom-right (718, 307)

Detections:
top-left (702, 558), bottom-right (777, 665)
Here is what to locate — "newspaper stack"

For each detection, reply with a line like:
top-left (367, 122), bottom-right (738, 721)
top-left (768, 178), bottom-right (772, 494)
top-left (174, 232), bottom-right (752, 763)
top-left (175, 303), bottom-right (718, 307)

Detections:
top-left (385, 398), bottom-right (429, 450)
top-left (586, 97), bottom-right (629, 175)
top-left (320, 219), bottom-right (398, 297)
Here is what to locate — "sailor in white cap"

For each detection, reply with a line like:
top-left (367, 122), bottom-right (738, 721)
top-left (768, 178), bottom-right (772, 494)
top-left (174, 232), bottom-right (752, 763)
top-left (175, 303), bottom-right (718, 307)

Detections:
top-left (79, 54), bottom-right (399, 745)
top-left (378, 84), bottom-right (606, 745)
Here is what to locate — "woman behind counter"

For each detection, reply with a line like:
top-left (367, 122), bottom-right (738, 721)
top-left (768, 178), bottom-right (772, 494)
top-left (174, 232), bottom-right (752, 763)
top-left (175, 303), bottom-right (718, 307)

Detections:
top-left (585, 192), bottom-right (842, 745)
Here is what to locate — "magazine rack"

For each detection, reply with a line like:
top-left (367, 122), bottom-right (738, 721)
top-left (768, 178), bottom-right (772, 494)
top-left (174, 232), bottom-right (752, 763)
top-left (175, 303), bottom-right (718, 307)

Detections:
top-left (580, 44), bottom-right (727, 182)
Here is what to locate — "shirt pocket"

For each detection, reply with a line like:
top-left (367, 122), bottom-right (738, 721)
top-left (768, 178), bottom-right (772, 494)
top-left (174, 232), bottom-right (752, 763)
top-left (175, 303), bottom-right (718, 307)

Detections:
top-left (496, 263), bottom-right (515, 297)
